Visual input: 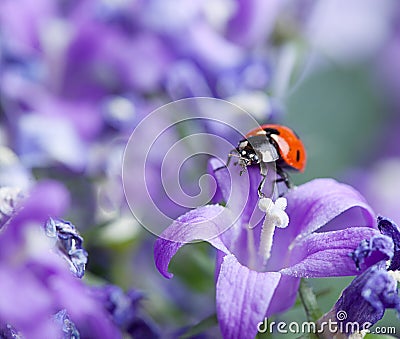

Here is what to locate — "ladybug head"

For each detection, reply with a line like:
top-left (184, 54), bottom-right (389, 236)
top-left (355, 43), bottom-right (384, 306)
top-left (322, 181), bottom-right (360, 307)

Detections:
top-left (234, 139), bottom-right (260, 168)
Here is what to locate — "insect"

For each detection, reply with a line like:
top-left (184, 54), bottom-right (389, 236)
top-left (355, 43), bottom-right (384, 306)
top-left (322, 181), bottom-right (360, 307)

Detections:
top-left (229, 124), bottom-right (306, 197)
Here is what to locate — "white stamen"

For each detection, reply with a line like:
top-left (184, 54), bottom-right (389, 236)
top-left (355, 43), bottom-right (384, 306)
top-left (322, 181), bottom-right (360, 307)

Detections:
top-left (258, 197), bottom-right (289, 264)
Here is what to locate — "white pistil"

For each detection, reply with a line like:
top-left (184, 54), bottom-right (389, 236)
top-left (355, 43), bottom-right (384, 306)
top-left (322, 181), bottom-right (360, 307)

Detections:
top-left (258, 197), bottom-right (289, 264)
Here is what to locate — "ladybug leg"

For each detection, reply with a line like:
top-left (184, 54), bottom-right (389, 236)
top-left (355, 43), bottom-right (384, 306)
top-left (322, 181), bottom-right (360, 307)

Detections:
top-left (275, 167), bottom-right (292, 189)
top-left (258, 174), bottom-right (267, 198)
top-left (257, 162), bottom-right (269, 198)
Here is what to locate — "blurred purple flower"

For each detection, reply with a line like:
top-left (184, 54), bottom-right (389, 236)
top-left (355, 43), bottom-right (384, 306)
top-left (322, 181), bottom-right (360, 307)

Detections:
top-left (0, 147), bottom-right (33, 192)
top-left (0, 181), bottom-right (120, 339)
top-left (0, 324), bottom-right (21, 339)
top-left (321, 216), bottom-right (400, 333)
top-left (0, 0), bottom-right (281, 170)
top-left (91, 285), bottom-right (159, 339)
top-left (226, 0), bottom-right (281, 47)
top-left (306, 0), bottom-right (395, 64)
top-left (154, 158), bottom-right (380, 339)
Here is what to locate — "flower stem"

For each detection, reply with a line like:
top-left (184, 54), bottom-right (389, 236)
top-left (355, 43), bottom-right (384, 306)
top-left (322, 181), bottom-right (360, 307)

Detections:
top-left (299, 279), bottom-right (323, 323)
top-left (298, 279), bottom-right (324, 339)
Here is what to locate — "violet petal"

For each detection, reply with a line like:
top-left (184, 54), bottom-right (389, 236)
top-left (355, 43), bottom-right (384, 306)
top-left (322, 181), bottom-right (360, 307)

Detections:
top-left (154, 204), bottom-right (232, 279)
top-left (280, 227), bottom-right (382, 277)
top-left (216, 254), bottom-right (281, 339)
top-left (268, 178), bottom-right (376, 270)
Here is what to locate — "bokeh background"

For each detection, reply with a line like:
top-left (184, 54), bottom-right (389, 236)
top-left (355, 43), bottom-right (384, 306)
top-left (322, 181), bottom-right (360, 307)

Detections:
top-left (1, 0), bottom-right (400, 337)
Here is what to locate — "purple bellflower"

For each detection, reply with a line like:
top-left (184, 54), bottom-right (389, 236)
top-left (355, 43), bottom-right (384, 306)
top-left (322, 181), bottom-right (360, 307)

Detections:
top-left (0, 181), bottom-right (120, 339)
top-left (322, 216), bottom-right (400, 333)
top-left (155, 158), bottom-right (382, 339)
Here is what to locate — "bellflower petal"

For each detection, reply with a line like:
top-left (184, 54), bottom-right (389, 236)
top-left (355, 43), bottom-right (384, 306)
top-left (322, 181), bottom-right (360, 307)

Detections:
top-left (280, 227), bottom-right (383, 277)
top-left (266, 178), bottom-right (376, 271)
top-left (154, 204), bottom-right (232, 279)
top-left (216, 254), bottom-right (281, 339)
top-left (266, 275), bottom-right (301, 315)
top-left (287, 178), bottom-right (375, 238)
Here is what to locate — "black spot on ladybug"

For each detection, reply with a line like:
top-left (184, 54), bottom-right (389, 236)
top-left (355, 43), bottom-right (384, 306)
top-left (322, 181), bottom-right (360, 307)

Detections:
top-left (296, 150), bottom-right (300, 162)
top-left (264, 128), bottom-right (280, 136)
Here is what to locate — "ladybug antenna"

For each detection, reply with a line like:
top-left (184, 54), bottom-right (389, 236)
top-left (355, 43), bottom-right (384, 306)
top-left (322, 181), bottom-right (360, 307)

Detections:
top-left (226, 150), bottom-right (240, 168)
top-left (213, 150), bottom-right (240, 173)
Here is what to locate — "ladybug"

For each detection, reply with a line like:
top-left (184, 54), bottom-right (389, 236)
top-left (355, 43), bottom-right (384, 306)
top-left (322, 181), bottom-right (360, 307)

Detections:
top-left (230, 124), bottom-right (306, 197)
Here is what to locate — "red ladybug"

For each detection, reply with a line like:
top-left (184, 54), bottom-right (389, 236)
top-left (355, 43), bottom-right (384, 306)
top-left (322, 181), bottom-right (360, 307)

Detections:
top-left (232, 124), bottom-right (306, 196)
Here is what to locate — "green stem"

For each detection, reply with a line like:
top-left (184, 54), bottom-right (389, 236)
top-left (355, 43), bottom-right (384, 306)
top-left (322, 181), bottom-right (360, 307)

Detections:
top-left (299, 279), bottom-right (323, 322)
top-left (298, 279), bottom-right (324, 339)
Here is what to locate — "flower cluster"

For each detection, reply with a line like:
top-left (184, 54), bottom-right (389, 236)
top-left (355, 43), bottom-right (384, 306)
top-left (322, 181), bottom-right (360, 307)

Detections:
top-left (0, 0), bottom-right (278, 171)
top-left (0, 181), bottom-right (160, 338)
top-left (0, 181), bottom-right (120, 338)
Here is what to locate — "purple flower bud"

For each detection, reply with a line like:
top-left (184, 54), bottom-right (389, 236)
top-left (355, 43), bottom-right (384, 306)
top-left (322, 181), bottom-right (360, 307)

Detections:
top-left (350, 234), bottom-right (394, 270)
top-left (333, 265), bottom-right (400, 331)
top-left (378, 216), bottom-right (400, 270)
top-left (44, 218), bottom-right (88, 279)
